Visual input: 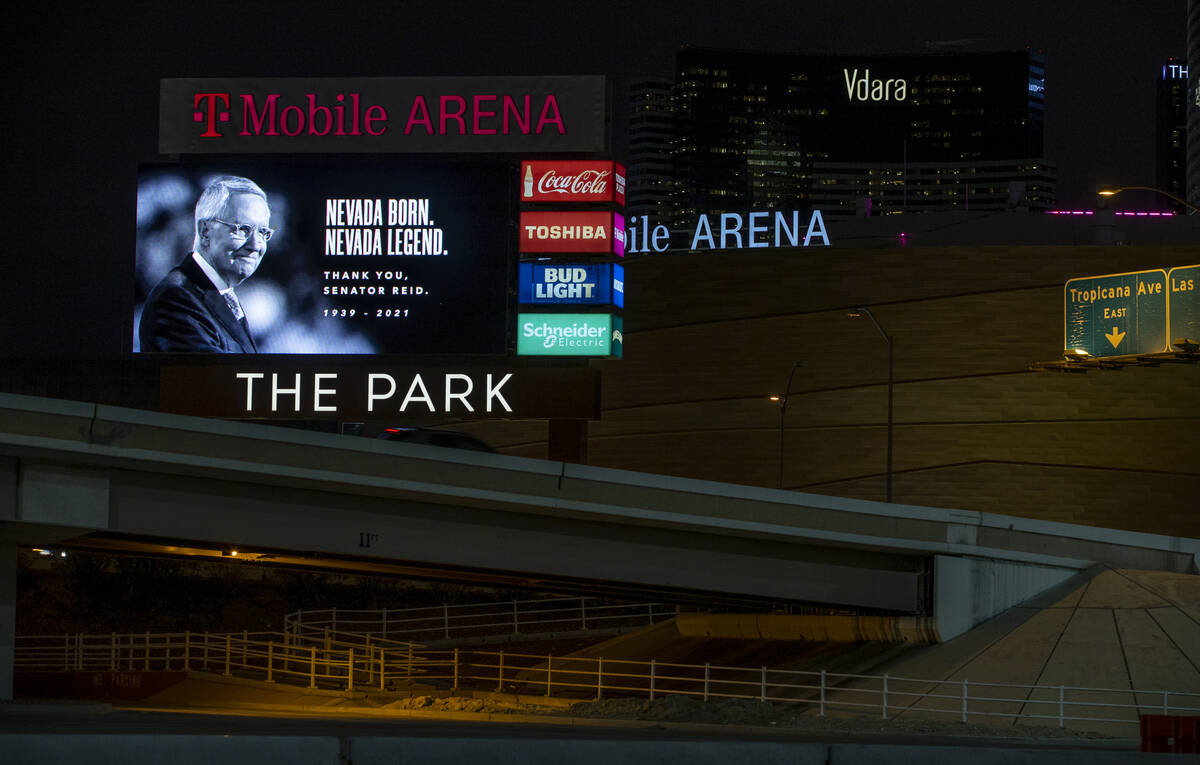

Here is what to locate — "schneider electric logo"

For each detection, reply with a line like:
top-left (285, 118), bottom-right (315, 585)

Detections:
top-left (517, 314), bottom-right (614, 356)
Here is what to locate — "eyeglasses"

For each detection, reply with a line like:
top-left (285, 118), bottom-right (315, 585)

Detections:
top-left (211, 218), bottom-right (274, 242)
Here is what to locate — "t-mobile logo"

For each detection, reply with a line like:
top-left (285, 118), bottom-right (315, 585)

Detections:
top-left (193, 93), bottom-right (231, 137)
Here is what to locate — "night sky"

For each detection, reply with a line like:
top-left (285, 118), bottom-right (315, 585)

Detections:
top-left (4, 0), bottom-right (1187, 358)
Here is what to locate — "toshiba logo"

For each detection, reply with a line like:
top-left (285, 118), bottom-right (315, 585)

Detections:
top-left (523, 224), bottom-right (609, 241)
top-left (534, 169), bottom-right (610, 196)
top-left (518, 211), bottom-right (624, 255)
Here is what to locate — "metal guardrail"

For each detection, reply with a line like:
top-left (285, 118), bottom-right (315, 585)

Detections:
top-left (431, 648), bottom-right (1200, 730)
top-left (16, 632), bottom-right (1200, 732)
top-left (283, 597), bottom-right (674, 643)
top-left (15, 630), bottom-right (426, 692)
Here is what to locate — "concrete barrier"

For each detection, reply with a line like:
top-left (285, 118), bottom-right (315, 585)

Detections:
top-left (0, 734), bottom-right (339, 765)
top-left (3, 734), bottom-right (1196, 764)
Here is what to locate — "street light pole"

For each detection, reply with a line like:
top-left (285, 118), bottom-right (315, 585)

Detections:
top-left (850, 308), bottom-right (893, 502)
top-left (1097, 186), bottom-right (1200, 214)
top-left (776, 361), bottom-right (804, 490)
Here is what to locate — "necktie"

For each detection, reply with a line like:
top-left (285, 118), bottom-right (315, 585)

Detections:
top-left (222, 290), bottom-right (245, 321)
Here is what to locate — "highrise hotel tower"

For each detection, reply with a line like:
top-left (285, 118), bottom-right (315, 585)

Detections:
top-left (626, 79), bottom-right (675, 224)
top-left (1188, 0), bottom-right (1200, 210)
top-left (628, 46), bottom-right (1054, 224)
top-left (1158, 57), bottom-right (1189, 211)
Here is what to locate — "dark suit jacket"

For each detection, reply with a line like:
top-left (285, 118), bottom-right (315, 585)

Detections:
top-left (138, 255), bottom-right (258, 353)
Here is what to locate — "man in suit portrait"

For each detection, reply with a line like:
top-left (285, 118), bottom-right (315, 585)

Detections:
top-left (139, 175), bottom-right (273, 353)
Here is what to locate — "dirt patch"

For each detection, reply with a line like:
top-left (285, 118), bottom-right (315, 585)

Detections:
top-left (567, 696), bottom-right (775, 726)
top-left (389, 694), bottom-right (559, 714)
top-left (386, 692), bottom-right (1123, 741)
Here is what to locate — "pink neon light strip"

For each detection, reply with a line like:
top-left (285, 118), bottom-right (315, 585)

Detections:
top-left (1046, 210), bottom-right (1175, 217)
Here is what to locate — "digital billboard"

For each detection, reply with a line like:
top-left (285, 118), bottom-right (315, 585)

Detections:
top-left (520, 160), bottom-right (626, 205)
top-left (518, 263), bottom-right (623, 306)
top-left (134, 161), bottom-right (513, 354)
top-left (517, 313), bottom-right (620, 356)
top-left (518, 211), bottom-right (626, 256)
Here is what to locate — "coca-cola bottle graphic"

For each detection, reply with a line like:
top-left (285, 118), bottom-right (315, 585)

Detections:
top-left (523, 165), bottom-right (534, 198)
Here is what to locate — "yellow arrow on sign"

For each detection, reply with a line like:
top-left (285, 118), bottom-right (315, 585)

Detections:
top-left (1106, 326), bottom-right (1126, 348)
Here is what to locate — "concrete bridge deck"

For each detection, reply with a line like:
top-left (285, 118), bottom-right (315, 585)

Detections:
top-left (2, 391), bottom-right (1198, 699)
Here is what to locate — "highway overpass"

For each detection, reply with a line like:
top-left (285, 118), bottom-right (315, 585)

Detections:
top-left (2, 391), bottom-right (1197, 699)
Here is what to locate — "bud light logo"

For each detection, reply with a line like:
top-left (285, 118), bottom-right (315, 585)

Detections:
top-left (518, 263), bottom-right (619, 305)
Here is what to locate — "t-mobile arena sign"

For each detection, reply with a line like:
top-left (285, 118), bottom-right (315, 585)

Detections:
top-left (160, 76), bottom-right (607, 153)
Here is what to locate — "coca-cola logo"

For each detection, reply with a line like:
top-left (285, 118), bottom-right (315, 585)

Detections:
top-left (520, 161), bottom-right (624, 205)
top-left (536, 169), bottom-right (611, 196)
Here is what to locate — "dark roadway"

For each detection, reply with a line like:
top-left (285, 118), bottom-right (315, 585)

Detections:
top-left (0, 701), bottom-right (1137, 751)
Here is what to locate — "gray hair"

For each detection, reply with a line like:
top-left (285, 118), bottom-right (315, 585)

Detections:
top-left (192, 175), bottom-right (268, 251)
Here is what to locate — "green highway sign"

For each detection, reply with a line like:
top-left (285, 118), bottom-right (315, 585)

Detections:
top-left (1064, 269), bottom-right (1168, 357)
top-left (1168, 265), bottom-right (1200, 346)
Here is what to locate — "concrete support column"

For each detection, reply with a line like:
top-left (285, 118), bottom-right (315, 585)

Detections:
top-left (933, 555), bottom-right (1078, 642)
top-left (0, 460), bottom-right (110, 702)
top-left (0, 542), bottom-right (14, 700)
top-left (1, 456), bottom-right (15, 701)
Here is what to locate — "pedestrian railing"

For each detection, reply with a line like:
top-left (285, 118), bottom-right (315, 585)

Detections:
top-left (14, 630), bottom-right (426, 692)
top-left (284, 597), bottom-right (674, 643)
top-left (426, 648), bottom-right (1200, 731)
top-left (18, 629), bottom-right (1200, 733)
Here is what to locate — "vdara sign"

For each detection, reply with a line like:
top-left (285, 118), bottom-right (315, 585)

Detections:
top-left (843, 68), bottom-right (907, 102)
top-left (625, 210), bottom-right (830, 254)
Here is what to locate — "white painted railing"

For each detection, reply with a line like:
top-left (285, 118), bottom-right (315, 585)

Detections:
top-left (430, 648), bottom-right (1200, 731)
top-left (14, 630), bottom-right (425, 692)
top-left (16, 633), bottom-right (1200, 733)
top-left (284, 597), bottom-right (674, 643)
